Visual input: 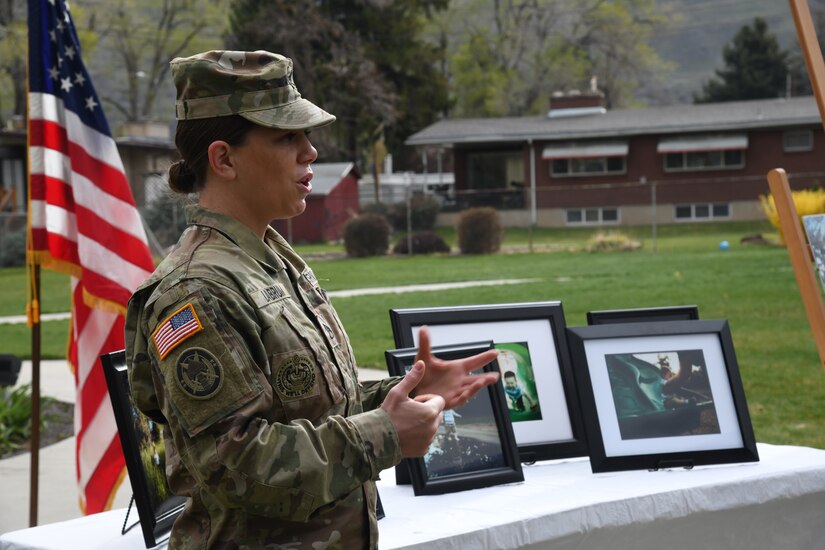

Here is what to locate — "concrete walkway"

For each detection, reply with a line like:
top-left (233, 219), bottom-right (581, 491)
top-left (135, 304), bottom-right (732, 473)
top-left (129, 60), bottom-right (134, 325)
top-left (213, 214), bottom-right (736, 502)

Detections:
top-left (0, 360), bottom-right (387, 536)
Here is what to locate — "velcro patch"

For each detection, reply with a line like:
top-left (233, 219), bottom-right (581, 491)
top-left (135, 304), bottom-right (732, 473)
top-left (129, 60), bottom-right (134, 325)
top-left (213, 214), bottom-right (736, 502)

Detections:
top-left (152, 303), bottom-right (203, 360)
top-left (176, 348), bottom-right (223, 399)
top-left (274, 354), bottom-right (317, 399)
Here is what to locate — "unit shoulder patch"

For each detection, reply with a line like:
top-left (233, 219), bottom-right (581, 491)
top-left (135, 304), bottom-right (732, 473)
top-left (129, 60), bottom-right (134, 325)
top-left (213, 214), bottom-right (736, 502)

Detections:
top-left (176, 348), bottom-right (223, 399)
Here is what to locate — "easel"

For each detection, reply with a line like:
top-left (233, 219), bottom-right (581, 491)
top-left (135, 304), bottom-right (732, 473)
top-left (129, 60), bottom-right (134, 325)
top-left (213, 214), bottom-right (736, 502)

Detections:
top-left (770, 0), bottom-right (825, 372)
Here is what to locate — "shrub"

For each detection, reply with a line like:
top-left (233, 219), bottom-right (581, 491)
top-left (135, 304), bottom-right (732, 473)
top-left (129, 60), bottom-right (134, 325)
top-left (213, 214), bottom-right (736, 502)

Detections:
top-left (343, 213), bottom-right (391, 257)
top-left (586, 231), bottom-right (642, 252)
top-left (392, 231), bottom-right (451, 255)
top-left (0, 384), bottom-right (60, 458)
top-left (760, 188), bottom-right (825, 244)
top-left (456, 207), bottom-right (502, 255)
top-left (0, 227), bottom-right (26, 267)
top-left (387, 195), bottom-right (441, 232)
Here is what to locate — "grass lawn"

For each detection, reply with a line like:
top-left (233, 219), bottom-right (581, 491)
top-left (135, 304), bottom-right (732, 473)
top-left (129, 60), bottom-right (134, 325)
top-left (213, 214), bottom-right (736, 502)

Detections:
top-left (1, 220), bottom-right (823, 449)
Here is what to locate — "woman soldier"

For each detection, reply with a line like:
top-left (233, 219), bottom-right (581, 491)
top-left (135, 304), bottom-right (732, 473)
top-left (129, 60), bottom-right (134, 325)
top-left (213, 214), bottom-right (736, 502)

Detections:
top-left (124, 50), bottom-right (499, 549)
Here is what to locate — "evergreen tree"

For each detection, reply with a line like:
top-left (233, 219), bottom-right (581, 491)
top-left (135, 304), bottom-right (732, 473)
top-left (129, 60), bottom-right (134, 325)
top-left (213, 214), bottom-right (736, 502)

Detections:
top-left (695, 17), bottom-right (788, 103)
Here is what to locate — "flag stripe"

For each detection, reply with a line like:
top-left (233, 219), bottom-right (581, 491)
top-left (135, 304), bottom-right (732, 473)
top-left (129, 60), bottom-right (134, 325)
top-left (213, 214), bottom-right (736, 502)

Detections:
top-left (28, 0), bottom-right (155, 515)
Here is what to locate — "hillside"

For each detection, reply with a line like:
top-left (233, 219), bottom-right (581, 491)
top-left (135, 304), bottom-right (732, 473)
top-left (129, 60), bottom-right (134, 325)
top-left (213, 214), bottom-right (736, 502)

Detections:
top-left (648, 0), bottom-right (810, 105)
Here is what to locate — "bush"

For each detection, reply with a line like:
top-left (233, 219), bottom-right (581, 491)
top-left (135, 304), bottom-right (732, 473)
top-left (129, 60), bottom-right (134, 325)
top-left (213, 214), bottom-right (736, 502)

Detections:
top-left (343, 213), bottom-right (392, 257)
top-left (586, 231), bottom-right (642, 252)
top-left (0, 227), bottom-right (26, 267)
top-left (760, 188), bottom-right (825, 244)
top-left (456, 207), bottom-right (502, 255)
top-left (392, 231), bottom-right (451, 255)
top-left (387, 195), bottom-right (441, 232)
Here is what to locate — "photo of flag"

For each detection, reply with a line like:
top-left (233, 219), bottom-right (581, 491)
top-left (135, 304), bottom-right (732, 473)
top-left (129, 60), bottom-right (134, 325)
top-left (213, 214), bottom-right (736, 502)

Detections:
top-left (27, 0), bottom-right (155, 514)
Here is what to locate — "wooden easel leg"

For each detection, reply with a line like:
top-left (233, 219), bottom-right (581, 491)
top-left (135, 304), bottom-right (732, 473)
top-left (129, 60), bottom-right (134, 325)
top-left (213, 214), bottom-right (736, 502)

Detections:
top-left (767, 168), bottom-right (825, 372)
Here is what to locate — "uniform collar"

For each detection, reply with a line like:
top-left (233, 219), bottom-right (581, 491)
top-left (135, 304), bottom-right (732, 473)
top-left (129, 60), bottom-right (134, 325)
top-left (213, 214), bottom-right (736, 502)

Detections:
top-left (186, 205), bottom-right (285, 272)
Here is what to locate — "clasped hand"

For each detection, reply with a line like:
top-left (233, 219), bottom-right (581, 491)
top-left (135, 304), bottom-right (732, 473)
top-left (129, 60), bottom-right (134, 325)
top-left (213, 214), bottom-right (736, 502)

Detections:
top-left (380, 327), bottom-right (500, 457)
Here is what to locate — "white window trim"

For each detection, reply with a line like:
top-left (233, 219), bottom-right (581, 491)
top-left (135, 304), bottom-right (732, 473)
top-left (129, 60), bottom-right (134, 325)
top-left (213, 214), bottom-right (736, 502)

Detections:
top-left (673, 203), bottom-right (732, 222)
top-left (783, 130), bottom-right (814, 152)
top-left (565, 207), bottom-right (621, 226)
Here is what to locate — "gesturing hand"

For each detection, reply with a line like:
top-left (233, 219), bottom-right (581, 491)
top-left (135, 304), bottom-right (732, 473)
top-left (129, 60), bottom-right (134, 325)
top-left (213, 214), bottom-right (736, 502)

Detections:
top-left (413, 326), bottom-right (500, 410)
top-left (381, 360), bottom-right (446, 457)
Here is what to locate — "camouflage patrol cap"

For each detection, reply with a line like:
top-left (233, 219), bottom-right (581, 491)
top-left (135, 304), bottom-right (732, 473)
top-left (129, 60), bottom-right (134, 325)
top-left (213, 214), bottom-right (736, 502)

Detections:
top-left (171, 50), bottom-right (336, 130)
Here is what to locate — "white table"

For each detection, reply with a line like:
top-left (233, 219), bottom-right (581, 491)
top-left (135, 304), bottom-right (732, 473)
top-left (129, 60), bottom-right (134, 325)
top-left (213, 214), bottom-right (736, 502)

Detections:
top-left (3, 443), bottom-right (824, 550)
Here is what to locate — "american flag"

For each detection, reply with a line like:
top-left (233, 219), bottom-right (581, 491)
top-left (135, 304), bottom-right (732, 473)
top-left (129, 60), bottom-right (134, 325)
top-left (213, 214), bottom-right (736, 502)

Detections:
top-left (153, 304), bottom-right (203, 360)
top-left (27, 0), bottom-right (155, 514)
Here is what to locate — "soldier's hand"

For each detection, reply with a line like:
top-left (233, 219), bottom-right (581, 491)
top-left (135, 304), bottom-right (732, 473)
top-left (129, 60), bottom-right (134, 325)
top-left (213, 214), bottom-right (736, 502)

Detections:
top-left (381, 360), bottom-right (445, 457)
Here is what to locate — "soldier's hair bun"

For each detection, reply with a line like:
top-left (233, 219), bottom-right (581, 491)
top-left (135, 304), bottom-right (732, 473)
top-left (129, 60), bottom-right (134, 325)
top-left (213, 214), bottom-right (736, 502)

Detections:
top-left (168, 159), bottom-right (197, 194)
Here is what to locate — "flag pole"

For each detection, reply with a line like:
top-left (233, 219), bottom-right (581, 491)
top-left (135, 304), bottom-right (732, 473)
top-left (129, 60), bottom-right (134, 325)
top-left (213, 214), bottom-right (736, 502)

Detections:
top-left (25, 2), bottom-right (41, 523)
top-left (29, 268), bottom-right (42, 527)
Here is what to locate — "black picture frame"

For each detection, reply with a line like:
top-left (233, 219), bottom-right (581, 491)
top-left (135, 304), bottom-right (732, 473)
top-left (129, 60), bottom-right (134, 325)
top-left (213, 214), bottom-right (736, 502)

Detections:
top-left (587, 305), bottom-right (699, 325)
top-left (101, 351), bottom-right (186, 548)
top-left (389, 302), bottom-right (586, 462)
top-left (566, 320), bottom-right (759, 473)
top-left (385, 341), bottom-right (524, 496)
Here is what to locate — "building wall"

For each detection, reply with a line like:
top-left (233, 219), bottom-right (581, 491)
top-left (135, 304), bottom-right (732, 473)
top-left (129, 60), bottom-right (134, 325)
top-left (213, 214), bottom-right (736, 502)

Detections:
top-left (451, 124), bottom-right (825, 227)
top-left (271, 173), bottom-right (359, 243)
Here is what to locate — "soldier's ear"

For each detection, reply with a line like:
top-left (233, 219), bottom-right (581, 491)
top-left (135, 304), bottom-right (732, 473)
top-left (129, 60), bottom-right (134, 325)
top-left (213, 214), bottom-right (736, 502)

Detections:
top-left (207, 140), bottom-right (236, 180)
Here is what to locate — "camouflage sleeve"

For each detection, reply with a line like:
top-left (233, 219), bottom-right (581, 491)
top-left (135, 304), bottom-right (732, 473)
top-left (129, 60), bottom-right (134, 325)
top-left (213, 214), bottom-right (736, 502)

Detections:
top-left (359, 377), bottom-right (403, 411)
top-left (146, 282), bottom-right (400, 521)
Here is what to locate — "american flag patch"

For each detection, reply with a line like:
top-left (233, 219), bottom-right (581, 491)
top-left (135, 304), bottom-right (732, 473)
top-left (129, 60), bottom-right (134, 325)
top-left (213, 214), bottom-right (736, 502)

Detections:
top-left (152, 303), bottom-right (203, 360)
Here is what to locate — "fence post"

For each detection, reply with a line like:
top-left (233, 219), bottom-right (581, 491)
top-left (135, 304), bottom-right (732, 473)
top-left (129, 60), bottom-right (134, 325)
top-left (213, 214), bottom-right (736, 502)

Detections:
top-left (647, 177), bottom-right (657, 254)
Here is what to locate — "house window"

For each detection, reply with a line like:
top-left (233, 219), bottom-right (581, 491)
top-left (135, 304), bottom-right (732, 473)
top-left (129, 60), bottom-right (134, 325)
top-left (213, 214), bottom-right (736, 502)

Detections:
top-left (783, 130), bottom-right (813, 152)
top-left (565, 207), bottom-right (620, 225)
top-left (552, 156), bottom-right (626, 176)
top-left (664, 150), bottom-right (744, 171)
top-left (674, 203), bottom-right (730, 221)
top-left (658, 134), bottom-right (747, 172)
top-left (544, 141), bottom-right (628, 177)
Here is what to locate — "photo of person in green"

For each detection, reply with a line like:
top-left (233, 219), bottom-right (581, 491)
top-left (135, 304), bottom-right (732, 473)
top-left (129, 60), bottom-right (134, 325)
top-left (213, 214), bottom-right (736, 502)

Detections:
top-left (496, 343), bottom-right (542, 422)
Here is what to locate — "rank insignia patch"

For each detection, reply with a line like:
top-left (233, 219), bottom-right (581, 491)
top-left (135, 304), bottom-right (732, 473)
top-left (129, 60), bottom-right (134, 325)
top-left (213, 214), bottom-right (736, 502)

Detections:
top-left (153, 303), bottom-right (203, 360)
top-left (275, 354), bottom-right (317, 399)
top-left (176, 348), bottom-right (223, 399)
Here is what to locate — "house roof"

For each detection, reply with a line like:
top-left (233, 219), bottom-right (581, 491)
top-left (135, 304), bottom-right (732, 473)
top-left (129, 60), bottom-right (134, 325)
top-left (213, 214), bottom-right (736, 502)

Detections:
top-left (406, 96), bottom-right (822, 146)
top-left (311, 162), bottom-right (357, 195)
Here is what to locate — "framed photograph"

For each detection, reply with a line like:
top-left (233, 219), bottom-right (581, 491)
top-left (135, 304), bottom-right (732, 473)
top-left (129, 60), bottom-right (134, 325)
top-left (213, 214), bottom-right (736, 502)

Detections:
top-left (389, 302), bottom-right (586, 462)
top-left (566, 320), bottom-right (759, 473)
top-left (385, 341), bottom-right (523, 496)
top-left (803, 214), bottom-right (825, 291)
top-left (587, 305), bottom-right (699, 325)
top-left (101, 351), bottom-right (186, 548)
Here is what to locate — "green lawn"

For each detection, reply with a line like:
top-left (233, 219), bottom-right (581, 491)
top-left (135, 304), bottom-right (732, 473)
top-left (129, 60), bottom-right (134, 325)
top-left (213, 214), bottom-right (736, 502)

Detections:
top-left (1, 220), bottom-right (823, 449)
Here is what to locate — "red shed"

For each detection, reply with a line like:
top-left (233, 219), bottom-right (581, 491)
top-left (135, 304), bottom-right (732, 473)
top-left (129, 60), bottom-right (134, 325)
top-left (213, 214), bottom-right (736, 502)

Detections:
top-left (272, 162), bottom-right (360, 243)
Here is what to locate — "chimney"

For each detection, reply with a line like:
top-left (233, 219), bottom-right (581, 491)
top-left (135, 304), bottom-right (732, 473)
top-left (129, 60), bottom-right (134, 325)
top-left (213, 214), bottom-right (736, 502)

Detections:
top-left (548, 86), bottom-right (606, 119)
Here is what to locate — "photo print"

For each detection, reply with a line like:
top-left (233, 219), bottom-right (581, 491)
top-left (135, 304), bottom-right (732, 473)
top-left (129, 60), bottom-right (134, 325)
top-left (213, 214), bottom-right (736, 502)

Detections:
top-left (496, 342), bottom-right (542, 423)
top-left (605, 349), bottom-right (719, 440)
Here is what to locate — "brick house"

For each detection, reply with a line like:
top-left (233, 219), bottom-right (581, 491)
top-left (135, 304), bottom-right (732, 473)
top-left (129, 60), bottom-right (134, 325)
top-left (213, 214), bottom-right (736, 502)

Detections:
top-left (406, 94), bottom-right (824, 227)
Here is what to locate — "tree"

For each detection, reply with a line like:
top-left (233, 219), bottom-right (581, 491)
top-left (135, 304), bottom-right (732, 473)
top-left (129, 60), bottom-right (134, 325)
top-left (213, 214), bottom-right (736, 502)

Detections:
top-left (75, 0), bottom-right (229, 124)
top-left (694, 17), bottom-right (788, 103)
top-left (0, 0), bottom-right (26, 125)
top-left (786, 0), bottom-right (825, 97)
top-left (440, 0), bottom-right (669, 117)
top-left (227, 0), bottom-right (449, 164)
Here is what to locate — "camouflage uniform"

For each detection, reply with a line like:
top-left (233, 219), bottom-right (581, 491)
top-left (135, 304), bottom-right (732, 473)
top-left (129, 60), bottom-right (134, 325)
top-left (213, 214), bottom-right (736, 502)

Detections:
top-left (125, 207), bottom-right (402, 549)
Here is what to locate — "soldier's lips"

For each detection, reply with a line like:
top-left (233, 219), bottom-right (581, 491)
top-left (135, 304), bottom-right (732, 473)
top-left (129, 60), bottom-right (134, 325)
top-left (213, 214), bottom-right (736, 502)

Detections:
top-left (298, 173), bottom-right (313, 193)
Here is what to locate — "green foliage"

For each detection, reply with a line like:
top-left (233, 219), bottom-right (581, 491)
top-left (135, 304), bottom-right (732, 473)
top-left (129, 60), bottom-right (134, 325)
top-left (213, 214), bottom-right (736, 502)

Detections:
top-left (695, 17), bottom-right (788, 103)
top-left (228, 0), bottom-right (449, 163)
top-left (456, 207), bottom-right (502, 255)
top-left (0, 227), bottom-right (26, 268)
top-left (392, 231), bottom-right (451, 255)
top-left (0, 384), bottom-right (57, 457)
top-left (343, 213), bottom-right (391, 258)
top-left (441, 0), bottom-right (669, 116)
top-left (386, 195), bottom-right (441, 232)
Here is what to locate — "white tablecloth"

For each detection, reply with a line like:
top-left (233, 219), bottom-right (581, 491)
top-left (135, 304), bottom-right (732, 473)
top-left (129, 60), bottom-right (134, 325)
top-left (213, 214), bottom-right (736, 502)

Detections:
top-left (3, 443), bottom-right (825, 550)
